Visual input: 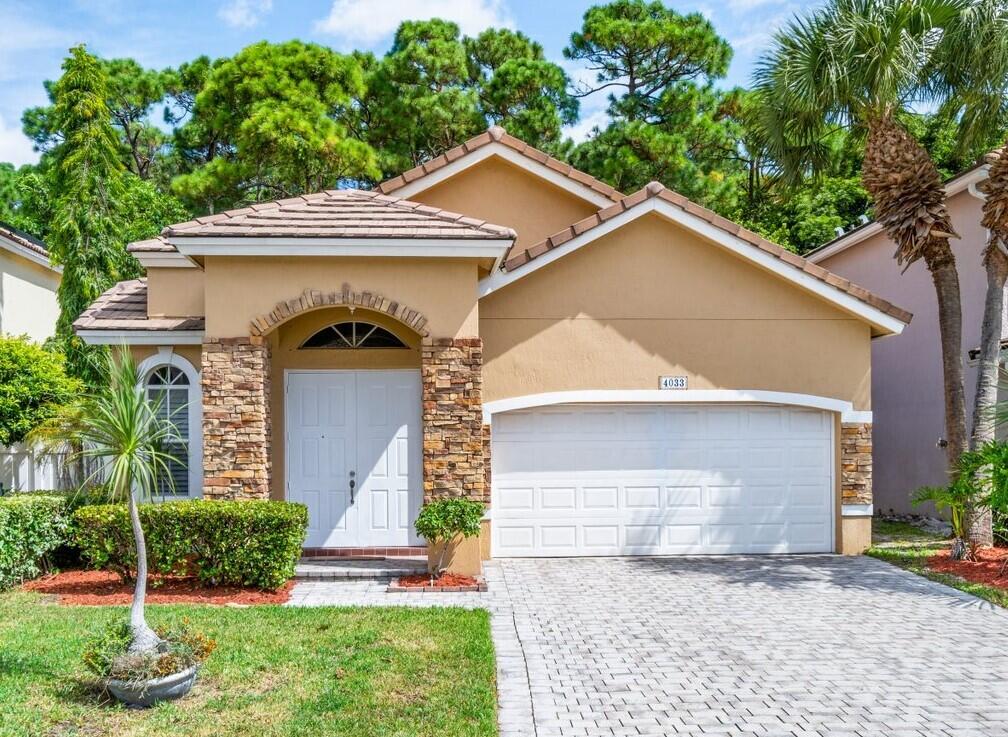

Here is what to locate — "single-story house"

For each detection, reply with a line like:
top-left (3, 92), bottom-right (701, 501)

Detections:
top-left (0, 221), bottom-right (60, 343)
top-left (75, 127), bottom-right (910, 564)
top-left (808, 163), bottom-right (1003, 515)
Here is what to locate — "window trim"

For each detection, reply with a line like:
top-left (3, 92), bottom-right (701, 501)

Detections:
top-left (137, 348), bottom-right (203, 499)
top-left (299, 320), bottom-right (409, 350)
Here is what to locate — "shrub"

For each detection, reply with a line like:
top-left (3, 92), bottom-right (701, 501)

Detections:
top-left (0, 335), bottom-right (81, 446)
top-left (0, 494), bottom-right (70, 589)
top-left (83, 620), bottom-right (215, 682)
top-left (73, 500), bottom-right (308, 590)
top-left (414, 498), bottom-right (484, 574)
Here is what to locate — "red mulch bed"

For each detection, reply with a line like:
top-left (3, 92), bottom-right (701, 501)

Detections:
top-left (22, 569), bottom-right (293, 606)
top-left (395, 573), bottom-right (479, 589)
top-left (927, 546), bottom-right (1008, 589)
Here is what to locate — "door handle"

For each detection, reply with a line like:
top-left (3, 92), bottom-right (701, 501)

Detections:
top-left (349, 470), bottom-right (356, 505)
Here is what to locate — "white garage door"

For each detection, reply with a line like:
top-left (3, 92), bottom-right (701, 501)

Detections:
top-left (491, 404), bottom-right (834, 556)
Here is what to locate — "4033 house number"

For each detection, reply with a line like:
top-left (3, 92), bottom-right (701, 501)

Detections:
top-left (659, 375), bottom-right (688, 390)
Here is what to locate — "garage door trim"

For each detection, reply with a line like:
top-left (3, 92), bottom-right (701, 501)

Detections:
top-left (484, 389), bottom-right (871, 424)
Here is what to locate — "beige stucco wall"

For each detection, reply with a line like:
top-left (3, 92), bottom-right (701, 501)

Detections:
top-left (410, 155), bottom-right (603, 257)
top-left (146, 268), bottom-right (204, 317)
top-left (480, 212), bottom-right (873, 410)
top-left (268, 307), bottom-right (423, 500)
top-left (0, 249), bottom-right (60, 342)
top-left (201, 256), bottom-right (480, 340)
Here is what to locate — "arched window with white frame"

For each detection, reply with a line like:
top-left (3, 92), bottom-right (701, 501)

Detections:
top-left (138, 350), bottom-right (202, 498)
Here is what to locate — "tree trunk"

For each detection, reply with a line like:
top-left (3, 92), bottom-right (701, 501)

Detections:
top-left (127, 487), bottom-right (161, 654)
top-left (966, 244), bottom-right (1008, 547)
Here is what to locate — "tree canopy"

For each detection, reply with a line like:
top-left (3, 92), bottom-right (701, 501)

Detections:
top-left (3, 1), bottom-right (1007, 266)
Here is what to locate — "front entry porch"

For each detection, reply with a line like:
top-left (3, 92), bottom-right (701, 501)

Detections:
top-left (199, 287), bottom-right (488, 561)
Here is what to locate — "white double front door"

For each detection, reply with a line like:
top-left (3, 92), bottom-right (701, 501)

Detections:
top-left (286, 370), bottom-right (422, 548)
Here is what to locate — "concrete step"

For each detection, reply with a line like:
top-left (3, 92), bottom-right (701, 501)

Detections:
top-left (295, 557), bottom-right (428, 580)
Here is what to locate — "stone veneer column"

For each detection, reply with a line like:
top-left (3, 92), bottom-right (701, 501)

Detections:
top-left (201, 337), bottom-right (271, 499)
top-left (840, 422), bottom-right (872, 506)
top-left (421, 338), bottom-right (486, 503)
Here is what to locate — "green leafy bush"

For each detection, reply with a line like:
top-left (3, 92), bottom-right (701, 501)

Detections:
top-left (0, 335), bottom-right (81, 446)
top-left (74, 500), bottom-right (308, 590)
top-left (0, 494), bottom-right (70, 589)
top-left (414, 498), bottom-right (484, 574)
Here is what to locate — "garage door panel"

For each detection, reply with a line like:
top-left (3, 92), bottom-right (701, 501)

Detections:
top-left (492, 404), bottom-right (833, 556)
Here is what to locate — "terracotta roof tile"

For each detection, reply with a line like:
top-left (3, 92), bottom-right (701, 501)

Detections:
top-left (376, 126), bottom-right (624, 203)
top-left (507, 181), bottom-right (913, 326)
top-left (145, 189), bottom-right (515, 246)
top-left (0, 221), bottom-right (50, 261)
top-left (73, 279), bottom-right (205, 333)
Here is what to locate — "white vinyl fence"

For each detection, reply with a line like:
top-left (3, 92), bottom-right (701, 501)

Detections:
top-left (0, 443), bottom-right (77, 493)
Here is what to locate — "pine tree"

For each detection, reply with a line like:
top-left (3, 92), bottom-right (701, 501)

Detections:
top-left (47, 46), bottom-right (137, 386)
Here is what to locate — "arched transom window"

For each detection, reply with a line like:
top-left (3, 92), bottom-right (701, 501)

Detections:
top-left (145, 365), bottom-right (192, 497)
top-left (300, 321), bottom-right (407, 349)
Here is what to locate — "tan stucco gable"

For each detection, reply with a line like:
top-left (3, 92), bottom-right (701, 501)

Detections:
top-left (479, 211), bottom-right (873, 410)
top-left (407, 155), bottom-right (605, 259)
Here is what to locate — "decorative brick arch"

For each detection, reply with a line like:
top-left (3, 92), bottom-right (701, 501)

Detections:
top-left (249, 285), bottom-right (430, 337)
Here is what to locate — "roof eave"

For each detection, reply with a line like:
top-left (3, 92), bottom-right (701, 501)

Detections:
top-left (0, 233), bottom-right (60, 273)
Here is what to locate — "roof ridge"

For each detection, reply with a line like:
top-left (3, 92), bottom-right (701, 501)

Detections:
top-left (375, 126), bottom-right (624, 203)
top-left (503, 182), bottom-right (912, 326)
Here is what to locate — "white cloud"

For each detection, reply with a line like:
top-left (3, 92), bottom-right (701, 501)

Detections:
top-left (563, 109), bottom-right (609, 144)
top-left (0, 114), bottom-right (37, 167)
top-left (314, 0), bottom-right (513, 46)
top-left (217, 0), bottom-right (273, 29)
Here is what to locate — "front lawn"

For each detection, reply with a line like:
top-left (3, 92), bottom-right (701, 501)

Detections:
top-left (867, 518), bottom-right (1008, 609)
top-left (0, 593), bottom-right (497, 737)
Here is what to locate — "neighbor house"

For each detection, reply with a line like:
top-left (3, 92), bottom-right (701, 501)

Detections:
top-left (74, 127), bottom-right (910, 566)
top-left (809, 163), bottom-right (1001, 515)
top-left (0, 222), bottom-right (60, 343)
top-left (0, 222), bottom-right (62, 492)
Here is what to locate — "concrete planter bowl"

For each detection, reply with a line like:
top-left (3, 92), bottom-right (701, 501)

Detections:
top-left (107, 665), bottom-right (199, 708)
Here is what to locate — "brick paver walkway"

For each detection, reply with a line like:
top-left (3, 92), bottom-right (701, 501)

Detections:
top-left (289, 555), bottom-right (1008, 736)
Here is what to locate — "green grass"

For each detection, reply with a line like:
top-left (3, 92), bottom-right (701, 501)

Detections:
top-left (0, 593), bottom-right (497, 737)
top-left (867, 518), bottom-right (1008, 609)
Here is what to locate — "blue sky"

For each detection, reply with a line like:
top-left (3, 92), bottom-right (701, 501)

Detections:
top-left (0, 0), bottom-right (816, 166)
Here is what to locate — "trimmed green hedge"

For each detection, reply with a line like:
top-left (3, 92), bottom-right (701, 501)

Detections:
top-left (0, 495), bottom-right (70, 589)
top-left (73, 500), bottom-right (308, 590)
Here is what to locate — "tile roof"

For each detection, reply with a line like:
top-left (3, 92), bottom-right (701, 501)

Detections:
top-left (375, 125), bottom-right (624, 203)
top-left (73, 279), bottom-right (205, 332)
top-left (0, 221), bottom-right (50, 261)
top-left (128, 237), bottom-right (174, 253)
top-left (505, 181), bottom-right (913, 325)
top-left (160, 189), bottom-right (516, 241)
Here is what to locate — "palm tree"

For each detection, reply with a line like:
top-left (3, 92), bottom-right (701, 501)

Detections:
top-left (926, 0), bottom-right (1008, 546)
top-left (754, 0), bottom-right (983, 551)
top-left (31, 348), bottom-right (182, 654)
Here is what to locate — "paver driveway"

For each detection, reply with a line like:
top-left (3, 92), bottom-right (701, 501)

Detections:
top-left (496, 555), bottom-right (1008, 737)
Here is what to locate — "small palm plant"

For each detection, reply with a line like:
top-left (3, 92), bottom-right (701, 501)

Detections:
top-left (31, 348), bottom-right (183, 655)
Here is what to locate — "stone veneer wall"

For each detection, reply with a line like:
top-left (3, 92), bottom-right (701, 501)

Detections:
top-left (421, 338), bottom-right (486, 503)
top-left (202, 337), bottom-right (272, 499)
top-left (840, 422), bottom-right (872, 506)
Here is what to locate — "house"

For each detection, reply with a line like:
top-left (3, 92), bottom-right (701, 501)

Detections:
top-left (74, 127), bottom-right (910, 566)
top-left (0, 222), bottom-right (60, 343)
top-left (808, 163), bottom-right (999, 516)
